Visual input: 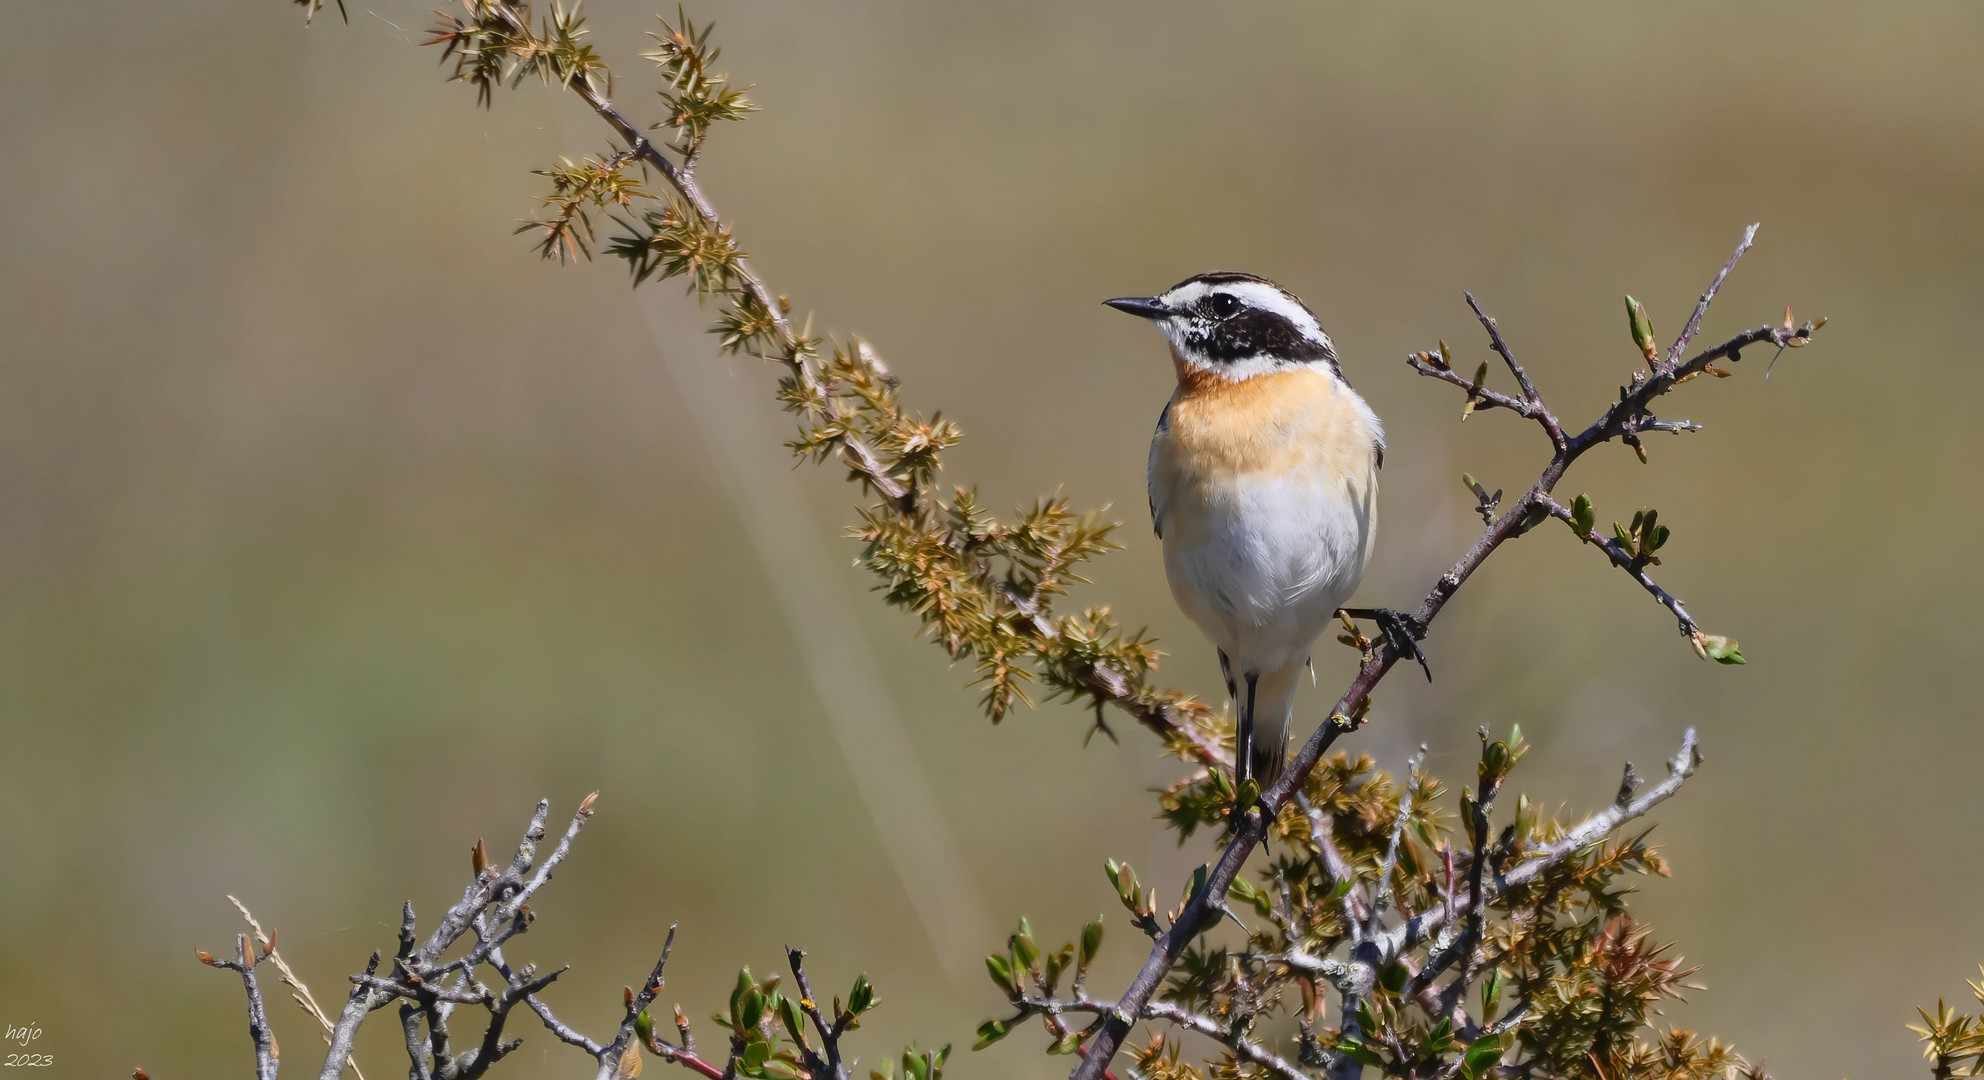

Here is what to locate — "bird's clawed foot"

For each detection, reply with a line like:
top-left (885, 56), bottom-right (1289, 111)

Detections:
top-left (1226, 791), bottom-right (1276, 848)
top-left (1339, 607), bottom-right (1432, 682)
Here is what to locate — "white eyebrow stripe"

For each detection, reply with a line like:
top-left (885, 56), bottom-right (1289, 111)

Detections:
top-left (1157, 279), bottom-right (1332, 348)
top-left (1219, 282), bottom-right (1331, 344)
top-left (1160, 280), bottom-right (1212, 308)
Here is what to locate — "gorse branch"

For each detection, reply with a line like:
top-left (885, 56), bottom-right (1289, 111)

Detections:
top-left (1906, 972), bottom-right (1984, 1080)
top-left (993, 729), bottom-right (1731, 1080)
top-left (404, 0), bottom-right (1235, 766)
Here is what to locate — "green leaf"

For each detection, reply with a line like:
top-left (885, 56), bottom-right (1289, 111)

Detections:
top-left (1461, 361), bottom-right (1490, 421)
top-left (1378, 961), bottom-right (1409, 994)
top-left (731, 967), bottom-right (755, 1027)
top-left (635, 1007), bottom-right (654, 1046)
top-left (1419, 1017), bottom-right (1455, 1056)
top-left (985, 954), bottom-right (1014, 993)
top-left (1570, 493), bottom-right (1595, 536)
top-left (1227, 876), bottom-right (1273, 918)
top-left (848, 973), bottom-right (876, 1014)
top-left (1625, 295), bottom-right (1657, 361)
top-left (1461, 1034), bottom-right (1507, 1079)
top-left (1700, 634), bottom-right (1746, 665)
top-left (1079, 917), bottom-right (1104, 968)
top-left (1334, 1036), bottom-right (1384, 1067)
top-left (1183, 864), bottom-right (1210, 909)
top-left (779, 996), bottom-right (808, 1046)
top-left (1010, 926), bottom-right (1040, 972)
top-left (1042, 946), bottom-right (1068, 991)
top-left (972, 1019), bottom-right (1010, 1051)
top-left (1206, 767), bottom-right (1234, 798)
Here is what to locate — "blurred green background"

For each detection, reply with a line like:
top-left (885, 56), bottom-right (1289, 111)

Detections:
top-left (3, 2), bottom-right (1980, 1076)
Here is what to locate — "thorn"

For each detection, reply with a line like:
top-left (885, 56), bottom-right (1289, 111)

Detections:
top-left (1615, 762), bottom-right (1642, 809)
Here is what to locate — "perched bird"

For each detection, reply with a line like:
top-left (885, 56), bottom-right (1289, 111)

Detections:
top-left (1106, 272), bottom-right (1424, 792)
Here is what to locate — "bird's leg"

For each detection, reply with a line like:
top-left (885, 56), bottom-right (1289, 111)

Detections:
top-left (1229, 672), bottom-right (1258, 831)
top-left (1233, 671), bottom-right (1279, 846)
top-left (1338, 607), bottom-right (1433, 682)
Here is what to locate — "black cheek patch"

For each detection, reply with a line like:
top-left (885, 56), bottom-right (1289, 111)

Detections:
top-left (1200, 308), bottom-right (1340, 373)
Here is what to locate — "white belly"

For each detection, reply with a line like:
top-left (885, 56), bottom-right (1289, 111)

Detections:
top-left (1160, 464), bottom-right (1377, 676)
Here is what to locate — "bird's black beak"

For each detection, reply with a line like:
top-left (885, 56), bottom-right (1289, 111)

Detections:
top-left (1103, 296), bottom-right (1169, 320)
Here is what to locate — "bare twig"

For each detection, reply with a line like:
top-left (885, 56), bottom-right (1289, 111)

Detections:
top-left (1665, 223), bottom-right (1758, 370)
top-left (1020, 993), bottom-right (1306, 1080)
top-left (1540, 496), bottom-right (1701, 638)
top-left (784, 948), bottom-right (850, 1080)
top-left (1465, 292), bottom-right (1565, 448)
top-left (197, 934), bottom-right (280, 1080)
top-left (210, 794), bottom-right (882, 1080)
top-left (1396, 727), bottom-right (1703, 988)
top-left (231, 896), bottom-right (367, 1080)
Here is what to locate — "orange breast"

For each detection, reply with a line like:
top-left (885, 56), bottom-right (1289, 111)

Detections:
top-left (1163, 368), bottom-right (1377, 483)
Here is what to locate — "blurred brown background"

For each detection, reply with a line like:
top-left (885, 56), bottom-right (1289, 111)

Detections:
top-left (3, 2), bottom-right (1980, 1076)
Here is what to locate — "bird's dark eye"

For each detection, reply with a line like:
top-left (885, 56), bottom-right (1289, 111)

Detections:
top-left (1208, 293), bottom-right (1241, 319)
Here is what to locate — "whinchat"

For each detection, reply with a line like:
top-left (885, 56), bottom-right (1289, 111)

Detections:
top-left (1107, 273), bottom-right (1424, 790)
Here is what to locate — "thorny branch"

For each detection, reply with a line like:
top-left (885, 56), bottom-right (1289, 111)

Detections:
top-left (189, 797), bottom-right (913, 1080)
top-left (413, 0), bottom-right (1235, 765)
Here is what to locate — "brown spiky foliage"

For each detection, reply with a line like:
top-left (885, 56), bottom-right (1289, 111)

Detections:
top-left (1909, 974), bottom-right (1984, 1080)
top-left (980, 730), bottom-right (1760, 1080)
top-left (169, 5), bottom-right (1971, 1080)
